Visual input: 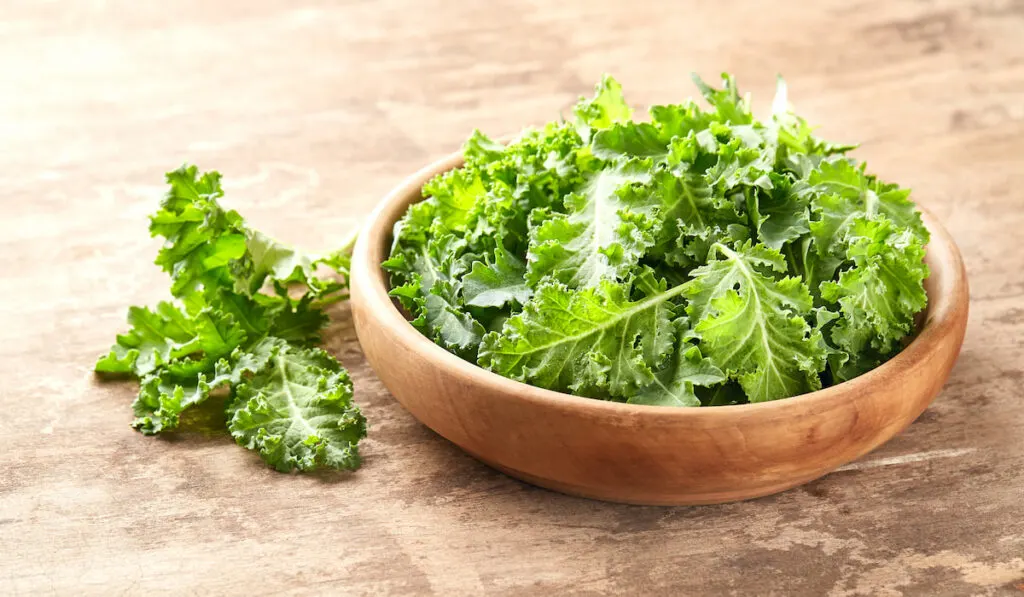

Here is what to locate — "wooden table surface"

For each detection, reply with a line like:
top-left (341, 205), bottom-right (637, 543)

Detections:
top-left (2, 1), bottom-right (1023, 595)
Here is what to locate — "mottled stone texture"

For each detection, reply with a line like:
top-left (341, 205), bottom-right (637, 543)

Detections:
top-left (0, 0), bottom-right (1022, 595)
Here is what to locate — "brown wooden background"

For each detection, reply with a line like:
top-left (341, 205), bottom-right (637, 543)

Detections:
top-left (1, 0), bottom-right (1022, 595)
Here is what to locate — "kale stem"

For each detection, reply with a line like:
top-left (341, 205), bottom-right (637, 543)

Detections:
top-left (784, 242), bottom-right (800, 277)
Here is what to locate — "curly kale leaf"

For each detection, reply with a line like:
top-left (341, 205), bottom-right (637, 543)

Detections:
top-left (573, 74), bottom-right (633, 139)
top-left (821, 218), bottom-right (928, 380)
top-left (526, 158), bottom-right (657, 288)
top-left (630, 340), bottom-right (726, 407)
top-left (228, 338), bottom-right (367, 472)
top-left (97, 165), bottom-right (363, 472)
top-left (681, 242), bottom-right (826, 401)
top-left (479, 277), bottom-right (682, 398)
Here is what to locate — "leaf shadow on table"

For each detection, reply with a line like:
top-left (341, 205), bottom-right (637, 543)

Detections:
top-left (149, 391), bottom-right (363, 483)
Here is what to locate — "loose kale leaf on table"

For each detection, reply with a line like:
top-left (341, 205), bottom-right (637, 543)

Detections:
top-left (97, 165), bottom-right (365, 472)
top-left (228, 338), bottom-right (365, 473)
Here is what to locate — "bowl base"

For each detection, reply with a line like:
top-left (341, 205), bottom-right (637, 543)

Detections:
top-left (471, 451), bottom-right (829, 506)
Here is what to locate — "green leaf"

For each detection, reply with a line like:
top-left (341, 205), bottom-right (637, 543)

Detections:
top-left (806, 158), bottom-right (929, 244)
top-left (829, 348), bottom-right (886, 384)
top-left (96, 301), bottom-right (245, 378)
top-left (463, 181), bottom-right (528, 256)
top-left (821, 217), bottom-right (928, 356)
top-left (705, 129), bottom-right (775, 195)
top-left (129, 331), bottom-right (283, 434)
top-left (424, 281), bottom-right (486, 358)
top-left (97, 163), bottom-right (363, 472)
top-left (660, 144), bottom-right (717, 225)
top-left (592, 122), bottom-right (668, 161)
top-left (754, 173), bottom-right (811, 250)
top-left (691, 72), bottom-right (753, 125)
top-left (682, 242), bottom-right (825, 401)
top-left (132, 372), bottom-right (218, 434)
top-left (650, 101), bottom-right (718, 141)
top-left (648, 143), bottom-right (747, 265)
top-left (387, 233), bottom-right (485, 358)
top-left (389, 199), bottom-right (437, 258)
top-left (802, 160), bottom-right (930, 304)
top-left (463, 247), bottom-right (532, 308)
top-left (384, 73), bottom-right (931, 406)
top-left (206, 288), bottom-right (272, 339)
top-left (227, 338), bottom-right (367, 472)
top-left (96, 302), bottom-right (193, 376)
top-left (234, 230), bottom-right (323, 297)
top-left (489, 122), bottom-right (588, 211)
top-left (390, 234), bottom-right (470, 297)
top-left (574, 74), bottom-right (633, 138)
top-left (266, 296), bottom-right (331, 344)
top-left (526, 159), bottom-right (656, 288)
top-left (699, 381), bottom-right (748, 406)
top-left (630, 343), bottom-right (725, 407)
top-left (464, 129), bottom-right (506, 164)
top-left (421, 168), bottom-right (487, 233)
top-left (148, 164), bottom-right (350, 308)
top-left (149, 165), bottom-right (247, 297)
top-left (479, 279), bottom-right (682, 397)
top-left (129, 342), bottom-right (270, 435)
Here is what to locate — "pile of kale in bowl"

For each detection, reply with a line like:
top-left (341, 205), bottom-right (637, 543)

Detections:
top-left (385, 74), bottom-right (929, 407)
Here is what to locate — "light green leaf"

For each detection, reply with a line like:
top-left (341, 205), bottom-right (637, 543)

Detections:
top-left (683, 242), bottom-right (825, 401)
top-left (650, 101), bottom-right (717, 140)
top-left (233, 230), bottom-right (345, 299)
top-left (807, 158), bottom-right (929, 244)
top-left (228, 338), bottom-right (366, 472)
top-left (527, 159), bottom-right (656, 288)
top-left (463, 247), bottom-right (532, 308)
top-left (149, 165), bottom-right (248, 297)
top-left (486, 122), bottom-right (588, 211)
top-left (691, 72), bottom-right (753, 125)
top-left (573, 74), bottom-right (633, 139)
top-left (96, 302), bottom-right (196, 376)
top-left (97, 164), bottom-right (364, 473)
top-left (464, 129), bottom-right (506, 164)
top-left (754, 173), bottom-right (810, 250)
top-left (421, 168), bottom-right (487, 233)
top-left (382, 73), bottom-right (932, 407)
top-left (479, 279), bottom-right (682, 397)
top-left (592, 122), bottom-right (668, 161)
top-left (630, 344), bottom-right (725, 407)
top-left (706, 131), bottom-right (774, 195)
top-left (822, 217), bottom-right (928, 356)
top-left (96, 301), bottom-right (246, 378)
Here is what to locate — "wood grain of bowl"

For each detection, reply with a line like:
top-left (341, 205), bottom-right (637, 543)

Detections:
top-left (350, 151), bottom-right (969, 506)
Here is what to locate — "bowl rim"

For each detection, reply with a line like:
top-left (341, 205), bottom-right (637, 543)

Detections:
top-left (351, 149), bottom-right (968, 419)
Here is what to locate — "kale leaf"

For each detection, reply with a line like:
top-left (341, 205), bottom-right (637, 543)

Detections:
top-left (97, 165), bottom-right (365, 471)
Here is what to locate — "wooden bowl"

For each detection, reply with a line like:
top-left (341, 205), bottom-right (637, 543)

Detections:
top-left (350, 151), bottom-right (969, 506)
